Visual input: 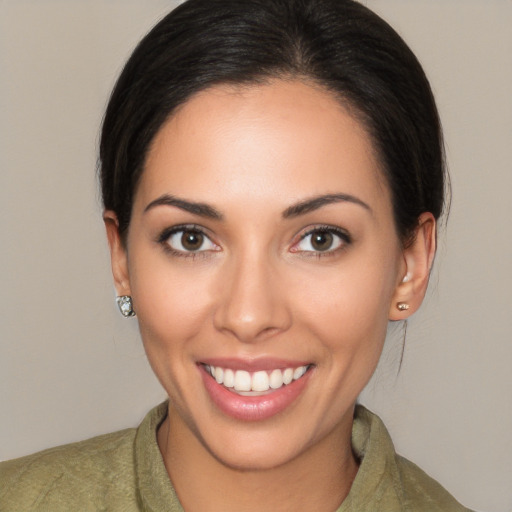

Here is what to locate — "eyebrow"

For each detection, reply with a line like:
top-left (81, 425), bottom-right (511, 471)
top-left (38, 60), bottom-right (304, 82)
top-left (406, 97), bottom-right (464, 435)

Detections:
top-left (144, 194), bottom-right (223, 220)
top-left (144, 192), bottom-right (371, 221)
top-left (282, 193), bottom-right (372, 218)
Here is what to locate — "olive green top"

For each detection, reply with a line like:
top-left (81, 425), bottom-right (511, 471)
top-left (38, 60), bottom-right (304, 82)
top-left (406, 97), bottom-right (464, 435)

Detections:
top-left (0, 402), bottom-right (473, 511)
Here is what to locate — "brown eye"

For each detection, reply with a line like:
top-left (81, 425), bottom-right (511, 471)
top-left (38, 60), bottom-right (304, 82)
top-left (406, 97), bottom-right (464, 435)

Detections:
top-left (165, 227), bottom-right (217, 254)
top-left (310, 231), bottom-right (334, 251)
top-left (181, 230), bottom-right (204, 251)
top-left (294, 227), bottom-right (349, 254)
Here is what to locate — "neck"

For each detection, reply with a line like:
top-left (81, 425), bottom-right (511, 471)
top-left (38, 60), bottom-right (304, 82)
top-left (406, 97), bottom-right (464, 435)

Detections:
top-left (158, 405), bottom-right (359, 512)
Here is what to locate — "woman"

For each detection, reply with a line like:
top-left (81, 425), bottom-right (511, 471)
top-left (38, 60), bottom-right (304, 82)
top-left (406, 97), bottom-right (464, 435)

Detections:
top-left (0, 0), bottom-right (475, 510)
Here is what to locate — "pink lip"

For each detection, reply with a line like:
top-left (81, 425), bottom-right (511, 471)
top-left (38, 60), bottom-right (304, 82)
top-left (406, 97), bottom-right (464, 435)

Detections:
top-left (199, 363), bottom-right (312, 422)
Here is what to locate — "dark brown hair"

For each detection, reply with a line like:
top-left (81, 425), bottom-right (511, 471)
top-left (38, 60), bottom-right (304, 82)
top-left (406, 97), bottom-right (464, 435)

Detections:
top-left (100, 0), bottom-right (446, 244)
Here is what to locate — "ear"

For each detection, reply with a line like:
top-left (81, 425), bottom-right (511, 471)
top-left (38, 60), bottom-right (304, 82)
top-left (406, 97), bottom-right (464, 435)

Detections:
top-left (103, 210), bottom-right (131, 296)
top-left (389, 212), bottom-right (437, 320)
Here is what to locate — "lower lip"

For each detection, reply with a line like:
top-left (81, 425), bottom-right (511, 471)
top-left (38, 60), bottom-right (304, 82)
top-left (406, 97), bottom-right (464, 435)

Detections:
top-left (199, 366), bottom-right (312, 422)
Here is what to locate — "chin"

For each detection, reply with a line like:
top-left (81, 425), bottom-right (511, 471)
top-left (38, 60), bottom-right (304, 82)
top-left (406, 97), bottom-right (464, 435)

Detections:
top-left (203, 430), bottom-right (313, 472)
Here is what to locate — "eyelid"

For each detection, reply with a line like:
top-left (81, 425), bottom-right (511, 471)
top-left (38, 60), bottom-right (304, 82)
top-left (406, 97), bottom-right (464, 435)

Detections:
top-left (290, 225), bottom-right (352, 254)
top-left (158, 223), bottom-right (200, 240)
top-left (157, 224), bottom-right (220, 256)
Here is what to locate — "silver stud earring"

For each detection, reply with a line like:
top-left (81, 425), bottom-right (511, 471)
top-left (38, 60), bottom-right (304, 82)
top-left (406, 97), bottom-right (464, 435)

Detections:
top-left (116, 296), bottom-right (135, 317)
top-left (396, 302), bottom-right (410, 312)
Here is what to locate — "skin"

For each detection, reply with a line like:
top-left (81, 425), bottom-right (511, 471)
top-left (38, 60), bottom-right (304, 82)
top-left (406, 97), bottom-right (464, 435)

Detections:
top-left (105, 80), bottom-right (436, 512)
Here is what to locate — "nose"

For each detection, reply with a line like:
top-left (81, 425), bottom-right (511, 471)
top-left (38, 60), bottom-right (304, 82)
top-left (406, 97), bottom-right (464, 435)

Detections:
top-left (213, 250), bottom-right (292, 343)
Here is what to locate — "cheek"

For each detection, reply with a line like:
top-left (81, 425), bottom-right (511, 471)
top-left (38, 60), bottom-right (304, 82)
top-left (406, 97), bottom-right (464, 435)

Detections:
top-left (128, 250), bottom-right (215, 353)
top-left (129, 256), bottom-right (218, 401)
top-left (292, 254), bottom-right (397, 365)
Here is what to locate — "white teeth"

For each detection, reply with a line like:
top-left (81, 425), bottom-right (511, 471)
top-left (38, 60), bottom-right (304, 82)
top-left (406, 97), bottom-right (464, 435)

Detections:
top-left (234, 370), bottom-right (252, 392)
top-left (223, 368), bottom-right (235, 388)
top-left (214, 366), bottom-right (224, 384)
top-left (206, 364), bottom-right (309, 393)
top-left (293, 366), bottom-right (306, 380)
top-left (252, 371), bottom-right (270, 392)
top-left (283, 368), bottom-right (294, 385)
top-left (269, 369), bottom-right (283, 389)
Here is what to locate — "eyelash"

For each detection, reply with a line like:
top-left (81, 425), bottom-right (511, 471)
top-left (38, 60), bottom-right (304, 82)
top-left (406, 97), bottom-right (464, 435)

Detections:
top-left (157, 224), bottom-right (352, 259)
top-left (157, 224), bottom-right (219, 259)
top-left (291, 225), bottom-right (352, 257)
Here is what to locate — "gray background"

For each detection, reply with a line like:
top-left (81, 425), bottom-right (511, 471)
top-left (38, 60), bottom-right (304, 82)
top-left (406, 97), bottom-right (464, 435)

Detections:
top-left (1, 1), bottom-right (511, 511)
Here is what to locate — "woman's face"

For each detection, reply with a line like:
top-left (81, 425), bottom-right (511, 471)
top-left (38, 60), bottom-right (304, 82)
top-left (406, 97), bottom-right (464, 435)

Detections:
top-left (113, 80), bottom-right (415, 470)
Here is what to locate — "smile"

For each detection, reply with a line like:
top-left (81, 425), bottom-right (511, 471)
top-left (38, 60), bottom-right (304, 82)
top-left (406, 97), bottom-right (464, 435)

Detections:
top-left (204, 364), bottom-right (309, 395)
top-left (199, 362), bottom-right (314, 421)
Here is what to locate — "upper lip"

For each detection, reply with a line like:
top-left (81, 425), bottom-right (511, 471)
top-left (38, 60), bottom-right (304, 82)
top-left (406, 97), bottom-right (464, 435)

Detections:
top-left (199, 357), bottom-right (312, 372)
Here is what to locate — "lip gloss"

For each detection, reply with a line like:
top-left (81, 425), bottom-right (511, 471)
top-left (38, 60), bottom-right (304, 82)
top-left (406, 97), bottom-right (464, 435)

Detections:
top-left (199, 364), bottom-right (312, 421)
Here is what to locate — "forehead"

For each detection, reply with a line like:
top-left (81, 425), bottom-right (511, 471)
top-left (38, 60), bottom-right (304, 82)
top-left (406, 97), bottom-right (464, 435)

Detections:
top-left (138, 80), bottom-right (390, 213)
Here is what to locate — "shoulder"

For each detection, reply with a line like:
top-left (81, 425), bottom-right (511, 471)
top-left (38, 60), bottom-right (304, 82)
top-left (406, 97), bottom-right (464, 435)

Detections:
top-left (0, 428), bottom-right (138, 512)
top-left (394, 454), bottom-right (474, 512)
top-left (352, 405), bottom-right (474, 512)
